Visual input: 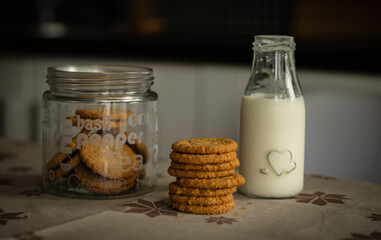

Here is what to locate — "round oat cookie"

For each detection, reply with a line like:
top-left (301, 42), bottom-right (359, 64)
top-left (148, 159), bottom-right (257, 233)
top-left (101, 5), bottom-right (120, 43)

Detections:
top-left (127, 142), bottom-right (149, 164)
top-left (170, 151), bottom-right (237, 164)
top-left (75, 108), bottom-right (133, 121)
top-left (171, 138), bottom-right (238, 154)
top-left (176, 173), bottom-right (245, 189)
top-left (74, 165), bottom-right (135, 194)
top-left (47, 152), bottom-right (73, 170)
top-left (168, 166), bottom-right (235, 179)
top-left (101, 131), bottom-right (149, 164)
top-left (67, 116), bottom-right (126, 129)
top-left (169, 192), bottom-right (233, 205)
top-left (80, 136), bottom-right (139, 179)
top-left (46, 130), bottom-right (90, 170)
top-left (50, 154), bottom-right (82, 181)
top-left (168, 182), bottom-right (236, 197)
top-left (170, 158), bottom-right (239, 171)
top-left (46, 140), bottom-right (77, 170)
top-left (172, 201), bottom-right (235, 215)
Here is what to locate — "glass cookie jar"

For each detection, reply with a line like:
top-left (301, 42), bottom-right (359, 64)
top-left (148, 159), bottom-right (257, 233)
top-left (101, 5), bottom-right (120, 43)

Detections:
top-left (42, 65), bottom-right (158, 199)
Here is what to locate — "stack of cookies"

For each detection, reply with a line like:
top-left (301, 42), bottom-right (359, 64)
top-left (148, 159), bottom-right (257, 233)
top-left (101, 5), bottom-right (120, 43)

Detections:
top-left (168, 138), bottom-right (245, 214)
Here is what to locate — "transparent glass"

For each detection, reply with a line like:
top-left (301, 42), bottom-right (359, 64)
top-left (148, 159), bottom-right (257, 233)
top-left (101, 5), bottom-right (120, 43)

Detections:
top-left (244, 35), bottom-right (302, 98)
top-left (239, 35), bottom-right (306, 198)
top-left (42, 65), bottom-right (158, 199)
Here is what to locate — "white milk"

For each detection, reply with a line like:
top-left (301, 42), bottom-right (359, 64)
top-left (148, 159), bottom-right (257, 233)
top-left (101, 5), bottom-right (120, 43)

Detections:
top-left (239, 93), bottom-right (305, 198)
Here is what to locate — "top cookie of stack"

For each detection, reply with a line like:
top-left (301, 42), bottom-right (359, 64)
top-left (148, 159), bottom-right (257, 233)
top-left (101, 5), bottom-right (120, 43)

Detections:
top-left (168, 138), bottom-right (245, 215)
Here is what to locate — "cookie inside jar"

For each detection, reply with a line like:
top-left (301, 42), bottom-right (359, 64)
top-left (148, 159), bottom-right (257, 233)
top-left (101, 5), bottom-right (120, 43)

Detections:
top-left (44, 107), bottom-right (156, 199)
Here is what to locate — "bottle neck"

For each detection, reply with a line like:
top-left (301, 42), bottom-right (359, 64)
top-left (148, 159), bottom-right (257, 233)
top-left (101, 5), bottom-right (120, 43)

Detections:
top-left (245, 36), bottom-right (302, 99)
top-left (47, 65), bottom-right (154, 97)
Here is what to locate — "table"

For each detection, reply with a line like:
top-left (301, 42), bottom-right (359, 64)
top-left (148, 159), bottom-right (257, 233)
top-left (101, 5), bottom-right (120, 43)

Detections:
top-left (0, 138), bottom-right (380, 240)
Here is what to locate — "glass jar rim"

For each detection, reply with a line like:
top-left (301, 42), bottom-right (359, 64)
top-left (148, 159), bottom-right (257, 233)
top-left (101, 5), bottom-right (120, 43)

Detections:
top-left (252, 35), bottom-right (295, 51)
top-left (47, 64), bottom-right (153, 82)
top-left (46, 64), bottom-right (155, 95)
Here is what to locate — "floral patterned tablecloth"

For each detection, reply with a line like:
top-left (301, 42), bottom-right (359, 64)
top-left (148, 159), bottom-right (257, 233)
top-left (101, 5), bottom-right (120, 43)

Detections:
top-left (0, 138), bottom-right (380, 240)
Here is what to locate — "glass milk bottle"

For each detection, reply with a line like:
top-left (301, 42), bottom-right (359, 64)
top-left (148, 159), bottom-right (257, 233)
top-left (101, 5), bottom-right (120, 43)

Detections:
top-left (239, 35), bottom-right (305, 198)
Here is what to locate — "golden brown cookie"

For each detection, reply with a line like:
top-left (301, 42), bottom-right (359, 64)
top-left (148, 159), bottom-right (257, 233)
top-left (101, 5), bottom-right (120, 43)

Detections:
top-left (170, 159), bottom-right (239, 171)
top-left (46, 130), bottom-right (91, 170)
top-left (176, 173), bottom-right (245, 189)
top-left (46, 140), bottom-right (77, 170)
top-left (169, 193), bottom-right (233, 205)
top-left (80, 136), bottom-right (140, 179)
top-left (67, 116), bottom-right (126, 129)
top-left (51, 154), bottom-right (82, 181)
top-left (75, 108), bottom-right (133, 121)
top-left (168, 182), bottom-right (236, 197)
top-left (172, 138), bottom-right (238, 154)
top-left (74, 165), bottom-right (136, 194)
top-left (170, 151), bottom-right (237, 164)
top-left (172, 201), bottom-right (235, 215)
top-left (168, 166), bottom-right (235, 179)
top-left (127, 142), bottom-right (149, 164)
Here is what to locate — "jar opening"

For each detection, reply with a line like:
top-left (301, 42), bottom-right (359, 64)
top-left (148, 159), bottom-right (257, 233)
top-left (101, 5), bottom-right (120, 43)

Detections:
top-left (253, 35), bottom-right (295, 52)
top-left (48, 65), bottom-right (153, 82)
top-left (46, 64), bottom-right (154, 96)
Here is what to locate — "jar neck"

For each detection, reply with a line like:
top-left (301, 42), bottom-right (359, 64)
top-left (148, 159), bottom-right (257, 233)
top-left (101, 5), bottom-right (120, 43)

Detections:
top-left (245, 35), bottom-right (302, 99)
top-left (47, 65), bottom-right (154, 97)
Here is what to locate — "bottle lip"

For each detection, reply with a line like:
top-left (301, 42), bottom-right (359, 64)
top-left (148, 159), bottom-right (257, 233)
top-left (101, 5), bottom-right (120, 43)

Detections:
top-left (252, 35), bottom-right (296, 51)
top-left (47, 64), bottom-right (153, 84)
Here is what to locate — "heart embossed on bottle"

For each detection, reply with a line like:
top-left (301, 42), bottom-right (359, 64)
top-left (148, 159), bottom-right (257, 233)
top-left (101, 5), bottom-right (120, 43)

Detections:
top-left (268, 150), bottom-right (296, 176)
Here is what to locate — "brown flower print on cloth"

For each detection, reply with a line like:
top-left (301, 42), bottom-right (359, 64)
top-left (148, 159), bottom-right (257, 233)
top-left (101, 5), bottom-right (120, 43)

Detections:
top-left (0, 151), bottom-right (15, 162)
top-left (205, 216), bottom-right (237, 225)
top-left (18, 189), bottom-right (46, 196)
top-left (123, 199), bottom-right (178, 217)
top-left (0, 208), bottom-right (27, 225)
top-left (0, 178), bottom-right (14, 185)
top-left (341, 231), bottom-right (381, 240)
top-left (15, 232), bottom-right (43, 240)
top-left (294, 191), bottom-right (349, 206)
top-left (367, 213), bottom-right (381, 222)
top-left (8, 166), bottom-right (32, 173)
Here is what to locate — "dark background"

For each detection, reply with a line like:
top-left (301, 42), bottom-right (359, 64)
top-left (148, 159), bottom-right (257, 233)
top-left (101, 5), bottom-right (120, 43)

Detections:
top-left (1, 0), bottom-right (381, 72)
